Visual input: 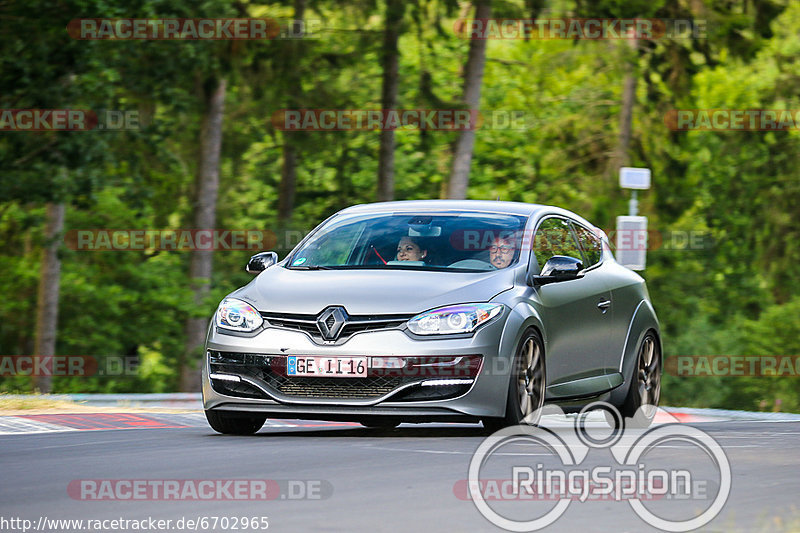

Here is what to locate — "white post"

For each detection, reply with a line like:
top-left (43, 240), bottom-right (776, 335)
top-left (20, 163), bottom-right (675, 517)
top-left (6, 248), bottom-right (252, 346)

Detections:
top-left (618, 167), bottom-right (650, 271)
top-left (629, 190), bottom-right (638, 217)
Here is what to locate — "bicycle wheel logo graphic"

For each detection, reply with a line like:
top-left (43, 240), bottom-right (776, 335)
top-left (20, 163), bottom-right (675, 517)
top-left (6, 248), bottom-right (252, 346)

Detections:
top-left (467, 402), bottom-right (731, 532)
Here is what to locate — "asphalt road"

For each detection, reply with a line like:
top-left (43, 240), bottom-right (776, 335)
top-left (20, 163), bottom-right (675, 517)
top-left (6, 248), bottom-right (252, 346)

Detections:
top-left (1, 414), bottom-right (799, 533)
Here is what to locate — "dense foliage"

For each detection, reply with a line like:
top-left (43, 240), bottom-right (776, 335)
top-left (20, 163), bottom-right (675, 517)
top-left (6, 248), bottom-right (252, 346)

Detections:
top-left (1, 0), bottom-right (798, 411)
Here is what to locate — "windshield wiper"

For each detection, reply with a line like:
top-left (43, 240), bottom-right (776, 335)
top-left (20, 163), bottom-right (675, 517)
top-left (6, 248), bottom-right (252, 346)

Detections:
top-left (288, 264), bottom-right (489, 272)
top-left (286, 265), bottom-right (334, 270)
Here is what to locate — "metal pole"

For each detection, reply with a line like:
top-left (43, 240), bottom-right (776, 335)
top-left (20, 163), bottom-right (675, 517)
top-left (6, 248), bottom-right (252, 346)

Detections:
top-left (629, 190), bottom-right (638, 217)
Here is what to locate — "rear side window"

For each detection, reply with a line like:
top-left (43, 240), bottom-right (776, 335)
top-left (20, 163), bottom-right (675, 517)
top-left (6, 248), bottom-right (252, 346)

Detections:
top-left (571, 223), bottom-right (603, 267)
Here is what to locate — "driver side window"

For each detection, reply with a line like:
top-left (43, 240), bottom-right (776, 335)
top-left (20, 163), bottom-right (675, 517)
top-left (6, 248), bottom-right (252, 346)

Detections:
top-left (571, 223), bottom-right (603, 267)
top-left (533, 218), bottom-right (583, 273)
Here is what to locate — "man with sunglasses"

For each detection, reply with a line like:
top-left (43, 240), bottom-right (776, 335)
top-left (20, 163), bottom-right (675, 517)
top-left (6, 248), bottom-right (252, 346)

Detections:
top-left (488, 236), bottom-right (516, 269)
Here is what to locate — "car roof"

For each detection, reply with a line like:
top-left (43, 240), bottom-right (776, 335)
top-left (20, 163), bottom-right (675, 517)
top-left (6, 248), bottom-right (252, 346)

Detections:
top-left (338, 200), bottom-right (597, 229)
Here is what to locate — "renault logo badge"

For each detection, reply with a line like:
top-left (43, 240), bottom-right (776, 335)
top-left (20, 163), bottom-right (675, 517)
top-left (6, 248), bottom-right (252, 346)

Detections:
top-left (317, 307), bottom-right (348, 340)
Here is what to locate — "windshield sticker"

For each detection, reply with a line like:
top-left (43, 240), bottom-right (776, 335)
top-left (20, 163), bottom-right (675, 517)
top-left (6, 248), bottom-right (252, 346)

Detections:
top-left (292, 257), bottom-right (307, 266)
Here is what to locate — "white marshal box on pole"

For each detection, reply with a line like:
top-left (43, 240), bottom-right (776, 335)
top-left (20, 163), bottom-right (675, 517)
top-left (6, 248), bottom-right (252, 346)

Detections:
top-left (616, 215), bottom-right (648, 271)
top-left (619, 167), bottom-right (651, 190)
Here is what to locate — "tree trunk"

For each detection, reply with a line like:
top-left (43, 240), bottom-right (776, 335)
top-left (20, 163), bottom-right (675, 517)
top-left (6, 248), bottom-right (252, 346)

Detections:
top-left (180, 77), bottom-right (226, 392)
top-left (33, 201), bottom-right (65, 393)
top-left (278, 0), bottom-right (306, 224)
top-left (447, 0), bottom-right (491, 199)
top-left (523, 0), bottom-right (545, 40)
top-left (608, 37), bottom-right (638, 175)
top-left (279, 143), bottom-right (297, 222)
top-left (377, 0), bottom-right (405, 202)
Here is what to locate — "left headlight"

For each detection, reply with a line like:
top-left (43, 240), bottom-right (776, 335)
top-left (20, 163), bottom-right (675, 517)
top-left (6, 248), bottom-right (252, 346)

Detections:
top-left (215, 298), bottom-right (263, 333)
top-left (407, 303), bottom-right (504, 335)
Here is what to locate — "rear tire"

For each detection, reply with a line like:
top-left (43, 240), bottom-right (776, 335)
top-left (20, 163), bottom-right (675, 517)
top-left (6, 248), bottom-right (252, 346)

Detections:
top-left (616, 331), bottom-right (661, 429)
top-left (482, 328), bottom-right (546, 433)
top-left (205, 410), bottom-right (266, 435)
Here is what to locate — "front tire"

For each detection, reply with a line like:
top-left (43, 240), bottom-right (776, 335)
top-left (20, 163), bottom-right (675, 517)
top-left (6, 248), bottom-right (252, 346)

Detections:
top-left (205, 410), bottom-right (266, 435)
top-left (483, 328), bottom-right (546, 433)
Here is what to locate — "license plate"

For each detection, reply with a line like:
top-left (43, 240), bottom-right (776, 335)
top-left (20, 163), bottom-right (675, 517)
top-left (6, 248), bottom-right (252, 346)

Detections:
top-left (287, 356), bottom-right (367, 377)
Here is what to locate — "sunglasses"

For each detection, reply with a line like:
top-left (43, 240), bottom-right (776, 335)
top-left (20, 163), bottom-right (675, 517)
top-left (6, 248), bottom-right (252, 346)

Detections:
top-left (489, 245), bottom-right (514, 253)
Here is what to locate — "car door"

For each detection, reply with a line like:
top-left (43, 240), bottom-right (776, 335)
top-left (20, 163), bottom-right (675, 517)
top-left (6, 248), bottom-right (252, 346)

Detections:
top-left (529, 217), bottom-right (614, 398)
top-left (569, 221), bottom-right (622, 377)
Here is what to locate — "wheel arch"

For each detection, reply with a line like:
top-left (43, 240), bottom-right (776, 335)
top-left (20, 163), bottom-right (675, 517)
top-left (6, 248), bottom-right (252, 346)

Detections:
top-left (490, 303), bottom-right (547, 413)
top-left (504, 302), bottom-right (547, 365)
top-left (609, 300), bottom-right (662, 406)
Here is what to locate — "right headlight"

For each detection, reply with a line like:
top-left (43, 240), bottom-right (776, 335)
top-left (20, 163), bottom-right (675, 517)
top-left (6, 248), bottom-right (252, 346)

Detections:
top-left (407, 303), bottom-right (504, 335)
top-left (214, 298), bottom-right (263, 333)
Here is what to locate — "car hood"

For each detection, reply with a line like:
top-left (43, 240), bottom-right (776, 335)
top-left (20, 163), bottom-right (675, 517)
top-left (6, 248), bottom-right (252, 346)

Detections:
top-left (233, 266), bottom-right (515, 315)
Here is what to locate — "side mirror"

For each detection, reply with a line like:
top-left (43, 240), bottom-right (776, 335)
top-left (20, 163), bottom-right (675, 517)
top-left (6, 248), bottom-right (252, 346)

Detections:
top-left (529, 255), bottom-right (584, 286)
top-left (246, 251), bottom-right (278, 274)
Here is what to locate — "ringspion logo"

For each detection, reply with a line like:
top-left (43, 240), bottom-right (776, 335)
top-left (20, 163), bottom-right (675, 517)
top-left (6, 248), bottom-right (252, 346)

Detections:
top-left (463, 403), bottom-right (731, 531)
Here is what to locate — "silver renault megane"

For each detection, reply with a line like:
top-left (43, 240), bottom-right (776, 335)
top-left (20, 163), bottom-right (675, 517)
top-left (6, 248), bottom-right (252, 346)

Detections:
top-left (202, 200), bottom-right (661, 434)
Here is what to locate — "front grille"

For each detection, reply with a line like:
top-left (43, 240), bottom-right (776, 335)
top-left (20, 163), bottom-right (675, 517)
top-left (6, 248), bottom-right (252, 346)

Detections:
top-left (268, 376), bottom-right (401, 399)
top-left (209, 352), bottom-right (413, 400)
top-left (260, 312), bottom-right (412, 343)
top-left (208, 351), bottom-right (479, 402)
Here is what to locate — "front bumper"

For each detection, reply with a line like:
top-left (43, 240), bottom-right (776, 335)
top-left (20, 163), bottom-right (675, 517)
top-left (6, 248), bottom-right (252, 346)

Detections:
top-left (202, 318), bottom-right (511, 421)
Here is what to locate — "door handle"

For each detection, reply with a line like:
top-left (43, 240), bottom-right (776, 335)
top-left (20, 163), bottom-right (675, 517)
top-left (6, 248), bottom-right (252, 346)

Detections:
top-left (597, 300), bottom-right (611, 313)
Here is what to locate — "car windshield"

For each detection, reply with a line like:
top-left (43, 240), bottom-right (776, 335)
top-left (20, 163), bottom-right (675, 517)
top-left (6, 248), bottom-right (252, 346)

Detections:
top-left (286, 212), bottom-right (528, 272)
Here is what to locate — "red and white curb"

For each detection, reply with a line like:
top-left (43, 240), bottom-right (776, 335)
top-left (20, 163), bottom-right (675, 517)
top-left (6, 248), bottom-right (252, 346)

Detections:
top-left (0, 412), bottom-right (360, 435)
top-left (0, 413), bottom-right (193, 434)
top-left (0, 416), bottom-right (79, 435)
top-left (1, 399), bottom-right (798, 435)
